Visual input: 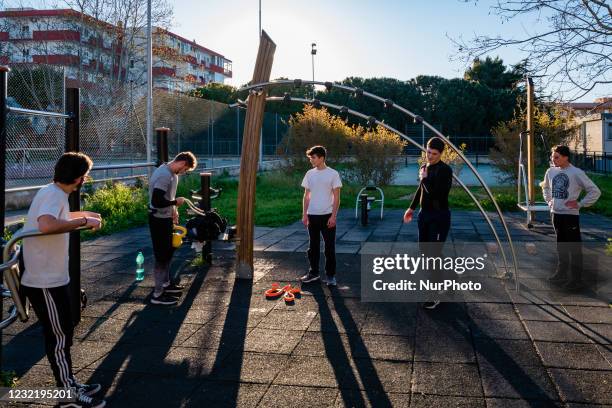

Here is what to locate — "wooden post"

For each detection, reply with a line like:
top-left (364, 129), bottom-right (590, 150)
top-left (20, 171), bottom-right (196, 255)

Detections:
top-left (526, 78), bottom-right (535, 224)
top-left (236, 31), bottom-right (276, 279)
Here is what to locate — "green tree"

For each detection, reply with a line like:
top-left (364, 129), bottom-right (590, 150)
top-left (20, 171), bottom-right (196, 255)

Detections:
top-left (189, 83), bottom-right (238, 104)
top-left (464, 56), bottom-right (523, 90)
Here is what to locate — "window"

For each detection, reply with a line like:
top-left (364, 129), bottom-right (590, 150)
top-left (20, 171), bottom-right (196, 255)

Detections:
top-left (21, 25), bottom-right (29, 33)
top-left (22, 49), bottom-right (29, 57)
top-left (607, 122), bottom-right (612, 141)
top-left (130, 59), bottom-right (134, 68)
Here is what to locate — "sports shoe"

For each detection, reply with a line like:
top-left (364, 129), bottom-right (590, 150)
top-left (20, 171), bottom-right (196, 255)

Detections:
top-left (150, 292), bottom-right (179, 305)
top-left (563, 280), bottom-right (584, 292)
top-left (59, 392), bottom-right (106, 408)
top-left (300, 273), bottom-right (320, 283)
top-left (163, 282), bottom-right (185, 294)
top-left (75, 383), bottom-right (101, 397)
top-left (326, 276), bottom-right (337, 286)
top-left (547, 271), bottom-right (567, 283)
top-left (423, 300), bottom-right (440, 310)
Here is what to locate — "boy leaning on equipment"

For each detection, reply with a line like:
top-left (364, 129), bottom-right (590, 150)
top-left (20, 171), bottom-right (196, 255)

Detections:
top-left (22, 152), bottom-right (106, 408)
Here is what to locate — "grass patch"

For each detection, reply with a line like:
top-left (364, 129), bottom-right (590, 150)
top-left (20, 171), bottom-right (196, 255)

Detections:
top-left (77, 168), bottom-right (611, 235)
top-left (1, 370), bottom-right (17, 387)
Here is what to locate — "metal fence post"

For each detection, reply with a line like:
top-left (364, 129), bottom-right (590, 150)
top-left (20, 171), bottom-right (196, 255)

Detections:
top-left (199, 172), bottom-right (212, 262)
top-left (0, 65), bottom-right (9, 368)
top-left (156, 127), bottom-right (169, 166)
top-left (65, 87), bottom-right (81, 326)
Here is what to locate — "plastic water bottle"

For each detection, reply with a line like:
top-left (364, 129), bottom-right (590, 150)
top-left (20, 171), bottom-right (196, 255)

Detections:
top-left (135, 251), bottom-right (145, 281)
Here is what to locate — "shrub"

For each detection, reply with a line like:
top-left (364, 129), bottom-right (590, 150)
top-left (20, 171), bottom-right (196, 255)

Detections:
top-left (418, 142), bottom-right (467, 180)
top-left (489, 108), bottom-right (574, 182)
top-left (83, 182), bottom-right (148, 237)
top-left (349, 125), bottom-right (406, 185)
top-left (281, 106), bottom-right (406, 186)
top-left (281, 105), bottom-right (354, 171)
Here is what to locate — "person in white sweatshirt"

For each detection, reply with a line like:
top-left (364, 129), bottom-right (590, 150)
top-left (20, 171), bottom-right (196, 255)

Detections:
top-left (541, 145), bottom-right (601, 290)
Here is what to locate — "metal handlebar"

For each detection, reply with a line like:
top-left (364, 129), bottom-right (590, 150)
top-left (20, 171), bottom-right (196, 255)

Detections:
top-left (1, 226), bottom-right (89, 329)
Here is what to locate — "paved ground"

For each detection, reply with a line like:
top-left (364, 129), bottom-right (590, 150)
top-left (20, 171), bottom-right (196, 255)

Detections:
top-left (2, 209), bottom-right (611, 407)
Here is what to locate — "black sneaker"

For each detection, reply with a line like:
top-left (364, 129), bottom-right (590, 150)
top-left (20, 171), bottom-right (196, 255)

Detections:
top-left (548, 271), bottom-right (567, 283)
top-left (163, 282), bottom-right (185, 294)
top-left (423, 300), bottom-right (440, 310)
top-left (75, 383), bottom-right (101, 397)
top-left (59, 392), bottom-right (106, 408)
top-left (564, 280), bottom-right (584, 292)
top-left (150, 292), bottom-right (179, 305)
top-left (300, 273), bottom-right (320, 283)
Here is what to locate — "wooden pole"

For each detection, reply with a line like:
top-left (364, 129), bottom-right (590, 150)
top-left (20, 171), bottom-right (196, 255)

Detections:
top-left (526, 78), bottom-right (535, 224)
top-left (236, 31), bottom-right (276, 279)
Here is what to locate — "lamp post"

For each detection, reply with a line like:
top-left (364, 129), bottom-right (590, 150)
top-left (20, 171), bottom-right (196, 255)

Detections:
top-left (311, 43), bottom-right (316, 99)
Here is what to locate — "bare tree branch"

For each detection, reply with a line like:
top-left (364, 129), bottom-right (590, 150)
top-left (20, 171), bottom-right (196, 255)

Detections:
top-left (453, 0), bottom-right (612, 100)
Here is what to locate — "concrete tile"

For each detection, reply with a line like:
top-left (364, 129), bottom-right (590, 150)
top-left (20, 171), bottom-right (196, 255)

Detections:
top-left (470, 319), bottom-right (530, 340)
top-left (186, 381), bottom-right (268, 408)
top-left (410, 395), bottom-right (486, 407)
top-left (272, 355), bottom-right (349, 388)
top-left (523, 321), bottom-right (593, 343)
top-left (535, 341), bottom-right (612, 370)
top-left (475, 338), bottom-right (542, 368)
top-left (259, 385), bottom-right (338, 408)
top-left (549, 368), bottom-right (612, 404)
top-left (412, 362), bottom-right (482, 397)
top-left (243, 327), bottom-right (303, 354)
top-left (479, 362), bottom-right (559, 400)
top-left (351, 334), bottom-right (413, 361)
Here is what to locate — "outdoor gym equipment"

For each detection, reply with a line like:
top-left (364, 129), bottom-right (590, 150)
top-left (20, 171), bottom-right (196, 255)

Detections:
top-left (355, 185), bottom-right (384, 226)
top-left (236, 86), bottom-right (519, 290)
top-left (517, 130), bottom-right (550, 228)
top-left (0, 227), bottom-right (90, 329)
top-left (515, 77), bottom-right (550, 229)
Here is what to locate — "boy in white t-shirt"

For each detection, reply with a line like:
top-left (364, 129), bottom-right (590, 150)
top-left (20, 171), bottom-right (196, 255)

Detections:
top-left (21, 152), bottom-right (106, 408)
top-left (300, 145), bottom-right (342, 286)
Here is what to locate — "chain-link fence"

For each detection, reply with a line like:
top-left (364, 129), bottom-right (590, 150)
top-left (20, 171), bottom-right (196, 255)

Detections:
top-left (5, 65), bottom-right (66, 189)
top-left (4, 65), bottom-right (291, 190)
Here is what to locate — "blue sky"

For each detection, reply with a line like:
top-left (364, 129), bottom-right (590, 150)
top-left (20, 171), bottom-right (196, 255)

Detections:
top-left (169, 0), bottom-right (528, 87)
top-left (8, 0), bottom-right (608, 100)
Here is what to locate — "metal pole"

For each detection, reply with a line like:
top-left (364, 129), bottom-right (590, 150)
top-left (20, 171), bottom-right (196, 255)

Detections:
top-left (65, 87), bottom-right (81, 326)
top-left (0, 65), bottom-right (8, 368)
top-left (421, 123), bottom-right (425, 148)
top-left (200, 172), bottom-right (212, 262)
top-left (236, 107), bottom-right (240, 157)
top-left (526, 77), bottom-right (535, 225)
top-left (311, 43), bottom-right (316, 99)
top-left (211, 104), bottom-right (214, 169)
top-left (156, 127), bottom-right (169, 166)
top-left (275, 112), bottom-right (278, 156)
top-left (146, 0), bottom-right (153, 177)
top-left (259, 0), bottom-right (261, 37)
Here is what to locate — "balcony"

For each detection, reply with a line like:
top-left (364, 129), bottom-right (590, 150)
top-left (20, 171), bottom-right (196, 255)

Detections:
top-left (33, 54), bottom-right (79, 65)
top-left (33, 30), bottom-right (80, 41)
top-left (152, 66), bottom-right (176, 77)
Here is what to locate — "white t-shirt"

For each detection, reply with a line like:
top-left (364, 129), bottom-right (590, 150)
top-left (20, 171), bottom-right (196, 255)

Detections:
top-left (21, 183), bottom-right (71, 288)
top-left (301, 166), bottom-right (342, 215)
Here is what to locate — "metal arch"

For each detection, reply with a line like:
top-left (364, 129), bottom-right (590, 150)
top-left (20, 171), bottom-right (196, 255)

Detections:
top-left (240, 80), bottom-right (519, 289)
top-left (262, 95), bottom-right (513, 283)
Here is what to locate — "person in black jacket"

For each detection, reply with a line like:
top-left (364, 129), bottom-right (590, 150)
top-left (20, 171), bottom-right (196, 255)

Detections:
top-left (403, 137), bottom-right (453, 309)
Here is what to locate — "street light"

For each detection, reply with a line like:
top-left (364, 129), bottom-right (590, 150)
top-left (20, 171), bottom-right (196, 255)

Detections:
top-left (311, 43), bottom-right (316, 99)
